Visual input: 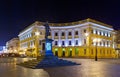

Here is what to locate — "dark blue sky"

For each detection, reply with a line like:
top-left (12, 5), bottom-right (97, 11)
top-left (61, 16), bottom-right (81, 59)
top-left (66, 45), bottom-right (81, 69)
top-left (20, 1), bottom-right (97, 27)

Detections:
top-left (0, 0), bottom-right (120, 45)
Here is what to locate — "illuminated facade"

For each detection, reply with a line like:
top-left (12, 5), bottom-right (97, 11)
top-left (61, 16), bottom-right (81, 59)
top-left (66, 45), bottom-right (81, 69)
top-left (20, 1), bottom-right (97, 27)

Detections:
top-left (18, 18), bottom-right (116, 58)
top-left (6, 38), bottom-right (19, 53)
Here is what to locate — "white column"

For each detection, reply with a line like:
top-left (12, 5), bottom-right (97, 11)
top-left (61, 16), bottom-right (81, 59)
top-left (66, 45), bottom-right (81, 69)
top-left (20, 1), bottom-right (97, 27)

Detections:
top-left (58, 30), bottom-right (61, 47)
top-left (72, 29), bottom-right (75, 46)
top-left (65, 30), bottom-right (68, 47)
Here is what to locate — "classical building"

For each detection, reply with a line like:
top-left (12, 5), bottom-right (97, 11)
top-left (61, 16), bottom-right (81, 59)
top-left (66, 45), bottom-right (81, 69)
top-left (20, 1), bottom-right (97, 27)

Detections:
top-left (18, 18), bottom-right (116, 58)
top-left (6, 38), bottom-right (19, 54)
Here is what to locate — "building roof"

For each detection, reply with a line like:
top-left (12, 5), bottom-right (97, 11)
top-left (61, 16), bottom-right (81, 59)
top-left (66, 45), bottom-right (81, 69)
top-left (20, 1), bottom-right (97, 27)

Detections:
top-left (19, 18), bottom-right (113, 34)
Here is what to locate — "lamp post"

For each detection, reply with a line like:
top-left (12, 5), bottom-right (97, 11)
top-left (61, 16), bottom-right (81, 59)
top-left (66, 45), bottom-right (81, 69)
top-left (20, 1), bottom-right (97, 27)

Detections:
top-left (93, 38), bottom-right (101, 61)
top-left (35, 31), bottom-right (40, 58)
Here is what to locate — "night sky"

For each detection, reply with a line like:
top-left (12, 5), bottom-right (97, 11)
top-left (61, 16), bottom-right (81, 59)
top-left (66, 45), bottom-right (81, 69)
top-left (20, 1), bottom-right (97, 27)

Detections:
top-left (0, 0), bottom-right (120, 45)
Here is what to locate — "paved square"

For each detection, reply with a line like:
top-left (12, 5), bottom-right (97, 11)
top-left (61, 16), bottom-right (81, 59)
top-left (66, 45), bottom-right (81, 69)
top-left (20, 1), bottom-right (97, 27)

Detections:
top-left (0, 58), bottom-right (120, 77)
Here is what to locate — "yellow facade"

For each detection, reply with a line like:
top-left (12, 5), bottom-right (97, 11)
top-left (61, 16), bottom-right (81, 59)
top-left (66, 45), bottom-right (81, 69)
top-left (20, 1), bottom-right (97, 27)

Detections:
top-left (18, 18), bottom-right (116, 58)
top-left (52, 27), bottom-right (115, 58)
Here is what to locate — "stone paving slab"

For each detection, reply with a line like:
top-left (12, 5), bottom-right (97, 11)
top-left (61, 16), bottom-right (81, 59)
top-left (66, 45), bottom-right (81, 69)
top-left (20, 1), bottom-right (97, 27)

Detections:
top-left (0, 58), bottom-right (120, 77)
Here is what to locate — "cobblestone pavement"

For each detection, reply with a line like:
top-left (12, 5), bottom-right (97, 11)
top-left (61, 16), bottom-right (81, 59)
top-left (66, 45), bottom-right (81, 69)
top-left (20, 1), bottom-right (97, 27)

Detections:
top-left (0, 58), bottom-right (120, 77)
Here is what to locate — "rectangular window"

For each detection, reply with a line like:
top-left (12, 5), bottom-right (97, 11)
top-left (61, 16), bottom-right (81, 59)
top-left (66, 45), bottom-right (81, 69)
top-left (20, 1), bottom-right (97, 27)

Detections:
top-left (62, 41), bottom-right (65, 46)
top-left (62, 32), bottom-right (65, 36)
top-left (75, 40), bottom-right (78, 45)
top-left (75, 31), bottom-right (78, 35)
top-left (55, 41), bottom-right (58, 45)
top-left (68, 32), bottom-right (72, 36)
top-left (55, 32), bottom-right (58, 36)
top-left (69, 40), bottom-right (72, 45)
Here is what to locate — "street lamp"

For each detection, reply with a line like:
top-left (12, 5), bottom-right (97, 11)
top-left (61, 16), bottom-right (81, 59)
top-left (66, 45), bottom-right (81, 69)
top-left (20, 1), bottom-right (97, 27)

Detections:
top-left (35, 31), bottom-right (40, 58)
top-left (93, 38), bottom-right (101, 61)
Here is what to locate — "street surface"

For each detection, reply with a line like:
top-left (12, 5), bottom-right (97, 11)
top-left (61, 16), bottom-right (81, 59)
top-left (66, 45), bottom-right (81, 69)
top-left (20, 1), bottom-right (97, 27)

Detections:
top-left (0, 58), bottom-right (120, 77)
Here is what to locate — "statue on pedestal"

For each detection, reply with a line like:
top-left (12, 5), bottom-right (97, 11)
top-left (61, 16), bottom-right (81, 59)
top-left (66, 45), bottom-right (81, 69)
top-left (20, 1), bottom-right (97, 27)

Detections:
top-left (43, 22), bottom-right (51, 39)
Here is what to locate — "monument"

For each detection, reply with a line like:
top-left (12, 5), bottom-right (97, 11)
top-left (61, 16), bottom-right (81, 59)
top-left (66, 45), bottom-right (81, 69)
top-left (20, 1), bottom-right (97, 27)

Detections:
top-left (18, 22), bottom-right (80, 68)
